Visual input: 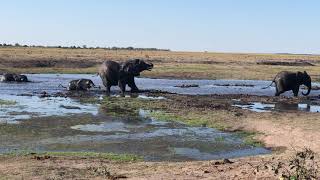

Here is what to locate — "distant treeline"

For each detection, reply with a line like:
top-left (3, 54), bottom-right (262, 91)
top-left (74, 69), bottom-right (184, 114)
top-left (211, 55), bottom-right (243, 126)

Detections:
top-left (0, 43), bottom-right (170, 51)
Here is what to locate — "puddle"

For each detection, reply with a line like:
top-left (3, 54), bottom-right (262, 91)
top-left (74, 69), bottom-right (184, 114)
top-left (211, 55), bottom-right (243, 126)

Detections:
top-left (35, 109), bottom-right (270, 161)
top-left (0, 94), bottom-right (98, 123)
top-left (233, 101), bottom-right (320, 113)
top-left (0, 107), bottom-right (270, 161)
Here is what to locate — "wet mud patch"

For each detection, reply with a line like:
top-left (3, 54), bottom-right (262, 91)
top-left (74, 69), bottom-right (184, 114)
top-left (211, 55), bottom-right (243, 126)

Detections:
top-left (233, 100), bottom-right (320, 113)
top-left (3, 74), bottom-right (320, 162)
top-left (0, 108), bottom-right (270, 161)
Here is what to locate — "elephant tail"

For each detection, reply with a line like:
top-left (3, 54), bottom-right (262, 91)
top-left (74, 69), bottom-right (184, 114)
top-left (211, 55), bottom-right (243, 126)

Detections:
top-left (261, 78), bottom-right (276, 89)
top-left (58, 84), bottom-right (67, 89)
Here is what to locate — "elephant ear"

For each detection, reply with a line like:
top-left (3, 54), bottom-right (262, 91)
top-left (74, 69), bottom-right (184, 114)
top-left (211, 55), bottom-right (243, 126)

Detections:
top-left (122, 60), bottom-right (140, 75)
top-left (297, 71), bottom-right (305, 84)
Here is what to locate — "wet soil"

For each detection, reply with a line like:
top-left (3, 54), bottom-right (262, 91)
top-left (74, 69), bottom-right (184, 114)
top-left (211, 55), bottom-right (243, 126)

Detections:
top-left (1, 74), bottom-right (320, 179)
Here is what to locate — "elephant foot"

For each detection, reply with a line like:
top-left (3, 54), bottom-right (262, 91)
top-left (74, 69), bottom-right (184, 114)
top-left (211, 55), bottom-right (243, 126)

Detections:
top-left (131, 89), bottom-right (140, 93)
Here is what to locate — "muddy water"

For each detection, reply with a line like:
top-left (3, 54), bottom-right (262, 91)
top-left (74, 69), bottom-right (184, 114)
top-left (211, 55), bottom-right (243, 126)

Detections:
top-left (233, 101), bottom-right (320, 113)
top-left (0, 109), bottom-right (270, 161)
top-left (0, 74), bottom-right (284, 161)
top-left (1, 74), bottom-right (319, 96)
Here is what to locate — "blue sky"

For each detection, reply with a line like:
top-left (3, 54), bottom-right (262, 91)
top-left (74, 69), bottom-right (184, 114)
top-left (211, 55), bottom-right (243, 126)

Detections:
top-left (1, 0), bottom-right (319, 53)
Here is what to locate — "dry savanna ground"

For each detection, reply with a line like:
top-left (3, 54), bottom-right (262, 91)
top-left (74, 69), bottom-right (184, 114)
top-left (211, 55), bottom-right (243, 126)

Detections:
top-left (1, 47), bottom-right (320, 80)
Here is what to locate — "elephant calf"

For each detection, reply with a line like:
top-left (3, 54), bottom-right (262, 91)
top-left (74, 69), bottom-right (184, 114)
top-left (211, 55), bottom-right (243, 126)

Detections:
top-left (0, 73), bottom-right (29, 82)
top-left (98, 59), bottom-right (153, 95)
top-left (264, 71), bottom-right (311, 97)
top-left (60, 79), bottom-right (97, 91)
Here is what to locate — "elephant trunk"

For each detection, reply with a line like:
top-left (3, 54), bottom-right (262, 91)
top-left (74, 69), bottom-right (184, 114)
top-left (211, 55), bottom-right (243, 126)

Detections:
top-left (302, 85), bottom-right (311, 96)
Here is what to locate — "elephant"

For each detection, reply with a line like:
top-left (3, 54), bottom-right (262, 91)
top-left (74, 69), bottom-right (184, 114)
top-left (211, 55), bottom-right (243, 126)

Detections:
top-left (59, 79), bottom-right (97, 91)
top-left (98, 59), bottom-right (153, 95)
top-left (263, 71), bottom-right (311, 96)
top-left (13, 74), bottom-right (28, 82)
top-left (0, 73), bottom-right (15, 82)
top-left (0, 73), bottom-right (28, 82)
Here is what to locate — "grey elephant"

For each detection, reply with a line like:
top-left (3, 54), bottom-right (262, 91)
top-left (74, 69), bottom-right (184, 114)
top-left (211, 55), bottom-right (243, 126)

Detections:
top-left (0, 73), bottom-right (15, 82)
top-left (13, 74), bottom-right (28, 82)
top-left (0, 73), bottom-right (28, 82)
top-left (264, 71), bottom-right (311, 96)
top-left (99, 59), bottom-right (153, 95)
top-left (59, 79), bottom-right (97, 91)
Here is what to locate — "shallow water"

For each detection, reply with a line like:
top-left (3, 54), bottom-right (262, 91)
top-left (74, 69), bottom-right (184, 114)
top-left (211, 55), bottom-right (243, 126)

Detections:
top-left (0, 109), bottom-right (270, 161)
top-left (0, 94), bottom-right (98, 123)
top-left (1, 74), bottom-right (319, 96)
top-left (0, 74), bottom-right (278, 161)
top-left (233, 101), bottom-right (320, 113)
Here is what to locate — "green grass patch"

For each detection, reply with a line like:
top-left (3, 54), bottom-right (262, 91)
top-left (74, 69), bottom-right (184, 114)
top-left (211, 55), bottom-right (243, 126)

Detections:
top-left (2, 151), bottom-right (142, 162)
top-left (100, 95), bottom-right (265, 147)
top-left (235, 131), bottom-right (264, 147)
top-left (0, 99), bottom-right (16, 106)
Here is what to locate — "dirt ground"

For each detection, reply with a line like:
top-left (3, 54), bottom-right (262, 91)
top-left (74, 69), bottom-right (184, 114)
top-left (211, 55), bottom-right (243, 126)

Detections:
top-left (0, 94), bottom-right (319, 179)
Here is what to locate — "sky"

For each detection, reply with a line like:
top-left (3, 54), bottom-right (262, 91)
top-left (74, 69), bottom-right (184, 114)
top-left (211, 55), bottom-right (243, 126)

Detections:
top-left (0, 0), bottom-right (319, 53)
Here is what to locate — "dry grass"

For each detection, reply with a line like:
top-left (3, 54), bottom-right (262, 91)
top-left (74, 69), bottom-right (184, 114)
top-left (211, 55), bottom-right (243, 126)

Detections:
top-left (1, 47), bottom-right (320, 80)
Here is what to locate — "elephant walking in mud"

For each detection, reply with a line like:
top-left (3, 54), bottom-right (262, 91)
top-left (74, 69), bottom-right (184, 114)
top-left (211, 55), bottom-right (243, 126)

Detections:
top-left (59, 79), bottom-right (97, 91)
top-left (264, 71), bottom-right (311, 97)
top-left (0, 73), bottom-right (29, 82)
top-left (98, 59), bottom-right (153, 95)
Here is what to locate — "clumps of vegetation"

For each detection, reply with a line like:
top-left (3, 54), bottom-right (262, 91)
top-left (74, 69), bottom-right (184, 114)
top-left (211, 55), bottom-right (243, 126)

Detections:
top-left (0, 42), bottom-right (170, 51)
top-left (273, 148), bottom-right (319, 180)
top-left (234, 131), bottom-right (264, 147)
top-left (88, 162), bottom-right (127, 179)
top-left (0, 99), bottom-right (16, 106)
top-left (100, 94), bottom-right (264, 147)
top-left (5, 151), bottom-right (142, 162)
top-left (251, 148), bottom-right (319, 179)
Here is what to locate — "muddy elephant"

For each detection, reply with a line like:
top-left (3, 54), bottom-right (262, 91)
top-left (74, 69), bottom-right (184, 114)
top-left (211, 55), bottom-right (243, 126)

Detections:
top-left (264, 71), bottom-right (311, 96)
top-left (60, 79), bottom-right (97, 91)
top-left (99, 59), bottom-right (153, 95)
top-left (0, 73), bottom-right (28, 82)
top-left (13, 74), bottom-right (28, 82)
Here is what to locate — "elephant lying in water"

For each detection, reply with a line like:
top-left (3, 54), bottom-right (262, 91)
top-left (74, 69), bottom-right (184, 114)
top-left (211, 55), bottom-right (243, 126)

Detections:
top-left (264, 71), bottom-right (311, 96)
top-left (59, 79), bottom-right (97, 91)
top-left (0, 73), bottom-right (29, 82)
top-left (98, 59), bottom-right (153, 95)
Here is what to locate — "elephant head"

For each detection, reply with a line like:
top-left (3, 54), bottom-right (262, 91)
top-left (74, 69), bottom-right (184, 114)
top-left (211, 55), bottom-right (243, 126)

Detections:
top-left (298, 71), bottom-right (311, 96)
top-left (77, 79), bottom-right (96, 90)
top-left (121, 59), bottom-right (153, 76)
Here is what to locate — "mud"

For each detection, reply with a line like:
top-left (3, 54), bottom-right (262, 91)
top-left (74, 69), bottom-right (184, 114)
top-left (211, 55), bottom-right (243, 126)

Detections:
top-left (1, 74), bottom-right (320, 162)
top-left (0, 108), bottom-right (270, 161)
top-left (233, 100), bottom-right (320, 113)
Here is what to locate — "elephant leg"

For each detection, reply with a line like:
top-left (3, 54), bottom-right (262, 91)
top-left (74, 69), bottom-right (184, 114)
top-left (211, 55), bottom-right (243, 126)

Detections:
top-left (128, 76), bottom-right (139, 93)
top-left (106, 84), bottom-right (111, 95)
top-left (292, 88), bottom-right (299, 97)
top-left (118, 81), bottom-right (126, 96)
top-left (275, 86), bottom-right (285, 96)
top-left (275, 85), bottom-right (280, 96)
